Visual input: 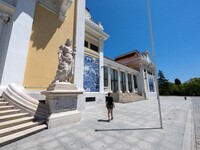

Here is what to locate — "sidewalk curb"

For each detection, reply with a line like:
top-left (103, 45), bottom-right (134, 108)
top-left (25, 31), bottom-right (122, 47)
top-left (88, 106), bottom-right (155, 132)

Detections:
top-left (181, 100), bottom-right (196, 150)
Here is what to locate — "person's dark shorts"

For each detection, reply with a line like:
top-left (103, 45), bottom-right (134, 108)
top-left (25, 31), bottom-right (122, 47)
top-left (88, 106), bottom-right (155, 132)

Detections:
top-left (106, 105), bottom-right (113, 109)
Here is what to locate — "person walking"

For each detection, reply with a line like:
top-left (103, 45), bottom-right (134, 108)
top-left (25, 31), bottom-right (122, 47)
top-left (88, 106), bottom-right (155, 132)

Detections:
top-left (106, 93), bottom-right (115, 121)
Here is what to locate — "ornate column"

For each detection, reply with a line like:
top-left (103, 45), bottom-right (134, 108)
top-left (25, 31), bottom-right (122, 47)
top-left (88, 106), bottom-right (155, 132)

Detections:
top-left (131, 73), bottom-right (135, 93)
top-left (117, 69), bottom-right (122, 93)
top-left (145, 69), bottom-right (149, 92)
top-left (99, 37), bottom-right (104, 92)
top-left (108, 66), bottom-right (112, 92)
top-left (125, 71), bottom-right (129, 93)
top-left (138, 64), bottom-right (146, 97)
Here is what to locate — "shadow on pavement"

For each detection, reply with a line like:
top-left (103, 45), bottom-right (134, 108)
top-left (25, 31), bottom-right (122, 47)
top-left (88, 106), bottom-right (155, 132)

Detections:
top-left (95, 127), bottom-right (162, 132)
top-left (97, 119), bottom-right (110, 122)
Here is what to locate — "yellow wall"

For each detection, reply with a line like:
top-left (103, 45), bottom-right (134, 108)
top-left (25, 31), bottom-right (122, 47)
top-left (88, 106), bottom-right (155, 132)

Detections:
top-left (23, 2), bottom-right (76, 90)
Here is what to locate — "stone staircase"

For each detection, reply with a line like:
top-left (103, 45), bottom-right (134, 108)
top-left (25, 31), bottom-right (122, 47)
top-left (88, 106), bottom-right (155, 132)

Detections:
top-left (112, 92), bottom-right (146, 103)
top-left (0, 86), bottom-right (48, 147)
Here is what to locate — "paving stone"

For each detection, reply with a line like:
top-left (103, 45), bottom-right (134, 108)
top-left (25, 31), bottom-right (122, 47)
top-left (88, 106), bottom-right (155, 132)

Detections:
top-left (1, 96), bottom-right (198, 150)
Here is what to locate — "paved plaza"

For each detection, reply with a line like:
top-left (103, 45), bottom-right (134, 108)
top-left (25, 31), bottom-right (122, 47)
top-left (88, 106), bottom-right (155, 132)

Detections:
top-left (1, 96), bottom-right (198, 150)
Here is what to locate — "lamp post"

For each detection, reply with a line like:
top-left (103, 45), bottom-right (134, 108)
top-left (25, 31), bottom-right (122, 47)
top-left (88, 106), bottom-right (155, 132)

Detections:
top-left (146, 0), bottom-right (163, 129)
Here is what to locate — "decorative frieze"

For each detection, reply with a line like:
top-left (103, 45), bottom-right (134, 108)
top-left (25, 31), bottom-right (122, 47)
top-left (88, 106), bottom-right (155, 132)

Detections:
top-left (39, 0), bottom-right (73, 22)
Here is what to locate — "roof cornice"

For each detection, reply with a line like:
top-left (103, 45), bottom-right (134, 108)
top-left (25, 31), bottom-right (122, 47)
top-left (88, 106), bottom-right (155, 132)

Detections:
top-left (115, 50), bottom-right (141, 60)
top-left (0, 1), bottom-right (15, 16)
top-left (38, 0), bottom-right (73, 22)
top-left (104, 57), bottom-right (139, 74)
top-left (85, 18), bottom-right (109, 40)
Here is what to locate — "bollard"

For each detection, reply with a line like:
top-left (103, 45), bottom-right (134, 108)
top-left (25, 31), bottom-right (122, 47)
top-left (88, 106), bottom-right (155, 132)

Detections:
top-left (184, 96), bottom-right (187, 100)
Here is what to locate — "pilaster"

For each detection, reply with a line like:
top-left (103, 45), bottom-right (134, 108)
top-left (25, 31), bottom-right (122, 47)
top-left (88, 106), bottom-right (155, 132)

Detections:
top-left (125, 71), bottom-right (129, 93)
top-left (0, 0), bottom-right (37, 87)
top-left (131, 73), bottom-right (135, 93)
top-left (74, 0), bottom-right (85, 90)
top-left (99, 37), bottom-right (104, 92)
top-left (117, 69), bottom-right (122, 93)
top-left (108, 66), bottom-right (112, 92)
top-left (74, 0), bottom-right (85, 110)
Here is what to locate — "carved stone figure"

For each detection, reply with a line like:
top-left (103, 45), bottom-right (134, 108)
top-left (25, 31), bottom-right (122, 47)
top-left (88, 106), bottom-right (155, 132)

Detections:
top-left (51, 39), bottom-right (75, 84)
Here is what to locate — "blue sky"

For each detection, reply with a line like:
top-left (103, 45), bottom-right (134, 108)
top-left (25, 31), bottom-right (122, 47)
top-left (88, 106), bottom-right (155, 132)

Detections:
top-left (86, 0), bottom-right (200, 83)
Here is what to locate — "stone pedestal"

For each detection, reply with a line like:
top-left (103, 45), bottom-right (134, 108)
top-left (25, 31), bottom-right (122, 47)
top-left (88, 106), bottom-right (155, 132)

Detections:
top-left (42, 82), bottom-right (83, 128)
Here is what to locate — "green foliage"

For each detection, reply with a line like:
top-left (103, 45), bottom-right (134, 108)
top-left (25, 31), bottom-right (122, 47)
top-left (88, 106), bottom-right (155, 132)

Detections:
top-left (157, 70), bottom-right (170, 95)
top-left (183, 78), bottom-right (200, 96)
top-left (168, 83), bottom-right (184, 96)
top-left (175, 78), bottom-right (181, 85)
top-left (157, 70), bottom-right (200, 96)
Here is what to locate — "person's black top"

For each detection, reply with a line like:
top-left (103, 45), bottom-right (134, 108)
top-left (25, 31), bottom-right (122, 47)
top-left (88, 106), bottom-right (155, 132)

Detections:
top-left (106, 96), bottom-right (113, 106)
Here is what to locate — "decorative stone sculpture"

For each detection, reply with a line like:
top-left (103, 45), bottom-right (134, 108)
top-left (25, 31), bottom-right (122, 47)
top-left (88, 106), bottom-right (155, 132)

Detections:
top-left (51, 39), bottom-right (75, 84)
top-left (42, 39), bottom-right (83, 128)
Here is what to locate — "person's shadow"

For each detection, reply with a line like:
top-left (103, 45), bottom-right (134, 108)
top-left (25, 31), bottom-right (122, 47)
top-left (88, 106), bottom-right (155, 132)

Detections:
top-left (97, 119), bottom-right (110, 122)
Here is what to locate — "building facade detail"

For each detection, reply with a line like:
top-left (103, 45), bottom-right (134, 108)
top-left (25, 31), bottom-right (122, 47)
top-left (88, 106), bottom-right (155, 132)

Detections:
top-left (83, 54), bottom-right (100, 92)
top-left (39, 0), bottom-right (73, 21)
top-left (0, 0), bottom-right (157, 109)
top-left (51, 39), bottom-right (75, 84)
top-left (115, 50), bottom-right (156, 98)
top-left (104, 58), bottom-right (139, 95)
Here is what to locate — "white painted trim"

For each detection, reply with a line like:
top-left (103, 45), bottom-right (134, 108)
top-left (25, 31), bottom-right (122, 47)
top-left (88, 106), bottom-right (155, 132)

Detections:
top-left (84, 47), bottom-right (99, 57)
top-left (0, 0), bottom-right (37, 87)
top-left (0, 1), bottom-right (16, 16)
top-left (74, 0), bottom-right (85, 89)
top-left (85, 18), bottom-right (109, 40)
top-left (85, 32), bottom-right (99, 43)
top-left (99, 40), bottom-right (104, 92)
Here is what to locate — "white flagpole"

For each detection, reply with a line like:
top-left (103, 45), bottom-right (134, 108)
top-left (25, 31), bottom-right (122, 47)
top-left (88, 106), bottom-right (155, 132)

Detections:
top-left (146, 0), bottom-right (163, 128)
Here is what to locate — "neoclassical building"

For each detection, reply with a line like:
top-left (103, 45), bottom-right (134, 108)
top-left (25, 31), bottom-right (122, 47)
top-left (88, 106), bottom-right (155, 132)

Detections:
top-left (0, 0), bottom-right (157, 144)
top-left (0, 0), bottom-right (156, 108)
top-left (83, 8), bottom-right (156, 104)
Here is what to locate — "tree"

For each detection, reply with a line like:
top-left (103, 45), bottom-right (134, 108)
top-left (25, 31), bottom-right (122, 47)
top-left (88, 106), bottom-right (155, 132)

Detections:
top-left (157, 70), bottom-right (170, 95)
top-left (183, 78), bottom-right (200, 96)
top-left (168, 83), bottom-right (184, 96)
top-left (175, 78), bottom-right (181, 85)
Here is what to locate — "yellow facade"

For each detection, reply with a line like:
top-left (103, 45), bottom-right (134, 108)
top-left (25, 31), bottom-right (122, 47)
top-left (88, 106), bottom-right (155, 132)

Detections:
top-left (23, 1), bottom-right (76, 90)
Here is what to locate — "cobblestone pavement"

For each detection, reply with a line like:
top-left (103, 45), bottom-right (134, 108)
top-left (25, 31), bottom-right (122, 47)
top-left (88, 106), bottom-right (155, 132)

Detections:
top-left (191, 97), bottom-right (200, 150)
top-left (1, 96), bottom-right (195, 150)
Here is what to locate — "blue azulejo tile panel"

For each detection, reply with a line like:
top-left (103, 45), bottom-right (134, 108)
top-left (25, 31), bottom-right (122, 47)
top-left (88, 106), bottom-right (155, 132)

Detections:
top-left (148, 75), bottom-right (155, 92)
top-left (83, 54), bottom-right (100, 92)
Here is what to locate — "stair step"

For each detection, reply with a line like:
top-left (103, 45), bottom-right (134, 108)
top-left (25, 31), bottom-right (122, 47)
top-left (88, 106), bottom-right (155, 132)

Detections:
top-left (0, 121), bottom-right (45, 137)
top-left (0, 124), bottom-right (47, 147)
top-left (0, 98), bottom-right (4, 102)
top-left (0, 102), bottom-right (8, 106)
top-left (0, 105), bottom-right (14, 111)
top-left (0, 116), bottom-right (34, 129)
top-left (0, 113), bottom-right (29, 122)
top-left (0, 109), bottom-right (20, 116)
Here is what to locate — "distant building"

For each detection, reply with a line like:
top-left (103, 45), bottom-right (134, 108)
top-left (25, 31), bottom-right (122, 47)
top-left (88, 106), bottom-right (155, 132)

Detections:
top-left (115, 50), bottom-right (156, 98)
